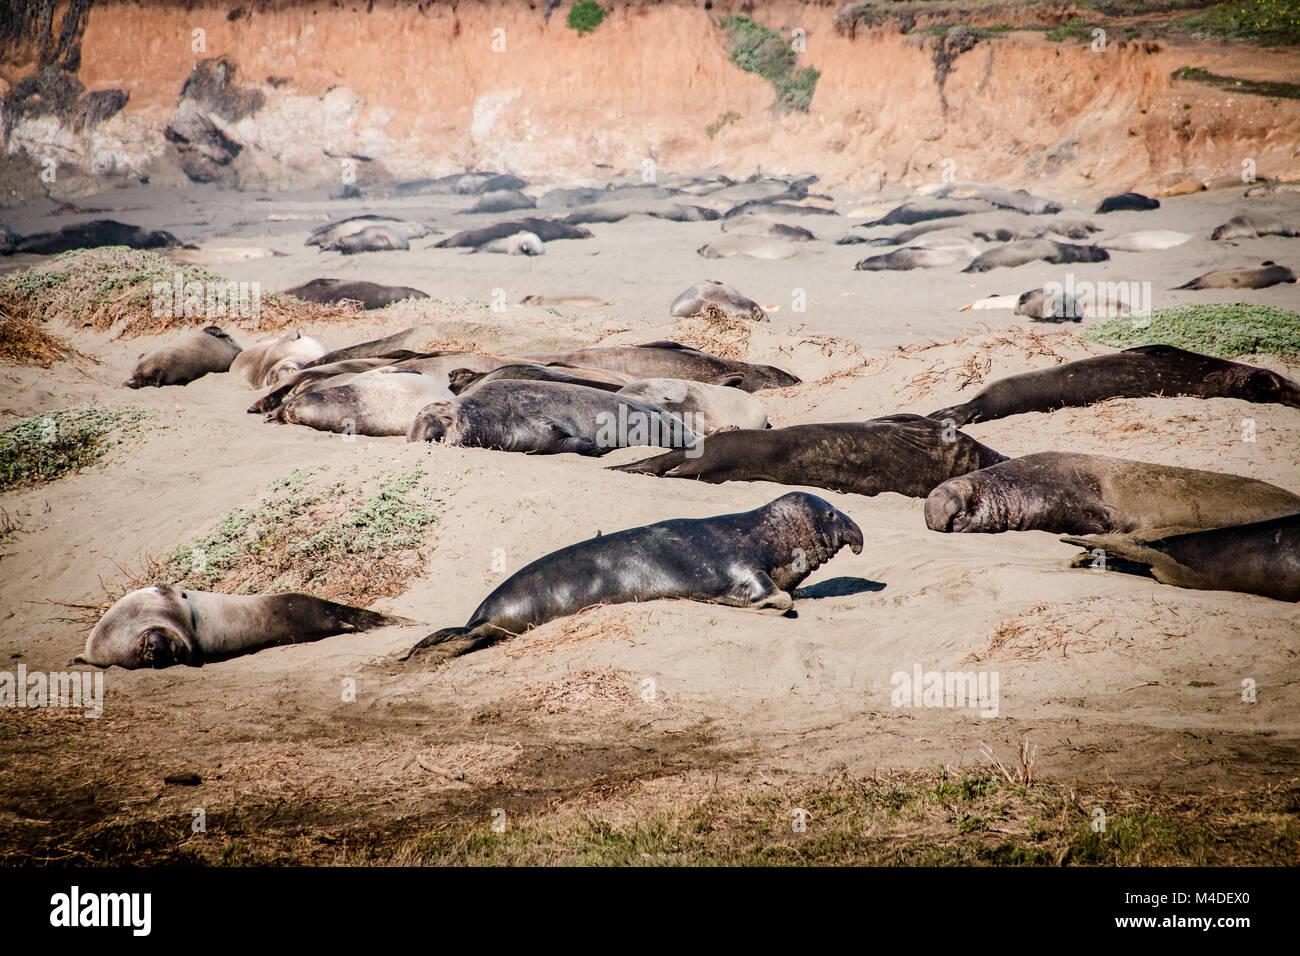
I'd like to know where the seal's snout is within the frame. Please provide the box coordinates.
[924,484,962,533]
[838,514,864,554]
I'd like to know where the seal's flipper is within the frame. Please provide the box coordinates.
[400,625,501,663]
[608,449,684,475]
[713,571,794,612]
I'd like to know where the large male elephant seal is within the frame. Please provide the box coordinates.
[406,380,697,454]
[272,366,455,436]
[1210,212,1299,241]
[401,492,864,662]
[283,278,428,309]
[231,330,330,388]
[125,326,242,388]
[1095,192,1159,213]
[963,239,1109,272]
[75,585,405,669]
[669,280,767,321]
[1061,513,1300,602]
[523,342,799,391]
[615,377,769,434]
[614,415,1005,498]
[1174,261,1296,290]
[924,452,1300,535]
[928,345,1300,426]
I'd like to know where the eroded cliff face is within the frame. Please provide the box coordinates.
[2,0,1298,201]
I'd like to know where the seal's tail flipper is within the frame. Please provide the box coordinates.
[925,404,971,426]
[309,598,414,632]
[399,625,500,663]
[1060,534,1166,578]
[608,449,683,476]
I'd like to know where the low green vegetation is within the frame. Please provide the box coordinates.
[163,468,440,604]
[1046,17,1102,42]
[706,110,741,137]
[1083,303,1300,359]
[383,769,1299,866]
[720,14,821,112]
[0,407,148,492]
[567,1,606,36]
[1180,0,1300,46]
[1172,65,1300,99]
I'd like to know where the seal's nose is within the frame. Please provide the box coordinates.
[924,485,962,532]
[838,513,864,554]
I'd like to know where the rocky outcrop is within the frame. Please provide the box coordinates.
[163,58,261,185]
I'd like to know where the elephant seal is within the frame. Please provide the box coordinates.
[1099,230,1192,252]
[1014,288,1083,322]
[434,218,591,248]
[522,342,799,391]
[320,225,409,254]
[462,190,536,214]
[963,239,1109,272]
[303,326,445,367]
[75,585,405,669]
[1061,513,1300,603]
[723,200,837,221]
[401,492,864,662]
[697,236,800,260]
[855,246,975,271]
[563,200,720,225]
[125,326,242,388]
[1211,213,1299,240]
[928,345,1300,425]
[924,452,1300,535]
[930,183,1062,215]
[283,278,428,309]
[406,380,697,454]
[448,364,627,395]
[535,186,606,209]
[231,330,329,388]
[615,377,768,434]
[669,280,767,321]
[271,366,455,436]
[519,294,611,307]
[473,231,544,255]
[1095,192,1160,213]
[306,215,432,247]
[248,358,404,413]
[720,216,816,241]
[1175,261,1297,290]
[862,198,997,226]
[4,220,180,256]
[614,414,1005,497]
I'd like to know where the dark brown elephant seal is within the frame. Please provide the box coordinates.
[75,586,407,669]
[447,364,625,395]
[928,345,1300,426]
[1174,261,1296,290]
[613,414,1005,498]
[962,239,1109,273]
[401,492,864,663]
[433,218,591,248]
[304,325,442,366]
[1061,513,1300,602]
[125,326,242,388]
[522,342,799,392]
[407,380,697,454]
[1210,212,1299,241]
[925,452,1300,535]
[283,278,428,309]
[1095,192,1159,213]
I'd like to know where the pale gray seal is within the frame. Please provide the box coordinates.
[125,326,242,388]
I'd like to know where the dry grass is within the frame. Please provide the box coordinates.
[502,604,643,659]
[0,305,91,367]
[896,324,1094,400]
[971,598,1190,663]
[667,306,754,361]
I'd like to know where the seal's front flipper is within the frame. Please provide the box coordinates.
[400,625,502,663]
[714,571,795,613]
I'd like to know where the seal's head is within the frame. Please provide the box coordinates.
[74,586,200,669]
[407,401,456,443]
[925,478,982,533]
[1241,367,1300,409]
[761,492,863,589]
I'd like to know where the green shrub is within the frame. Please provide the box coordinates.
[567,1,606,36]
[0,406,148,491]
[1180,0,1300,46]
[1083,303,1300,359]
[720,14,820,113]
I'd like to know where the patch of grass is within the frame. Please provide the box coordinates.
[1083,303,1300,359]
[1172,65,1300,98]
[381,769,1300,865]
[567,1,606,36]
[706,110,741,138]
[0,247,361,339]
[162,468,440,605]
[719,14,821,112]
[1046,17,1101,42]
[1180,0,1300,46]
[0,406,148,492]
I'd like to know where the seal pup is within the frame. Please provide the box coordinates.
[406,380,697,454]
[400,492,864,662]
[473,231,544,255]
[1174,261,1296,290]
[697,236,800,260]
[928,345,1300,425]
[125,326,242,388]
[523,342,799,391]
[1095,192,1160,213]
[1061,513,1300,602]
[271,366,455,436]
[1098,230,1192,252]
[319,224,409,254]
[231,330,329,388]
[75,585,405,669]
[614,414,1005,497]
[283,278,429,309]
[924,452,1300,535]
[615,377,769,434]
[669,280,767,321]
[963,239,1109,272]
[1211,213,1299,241]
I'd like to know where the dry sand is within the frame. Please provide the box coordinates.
[0,180,1298,861]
